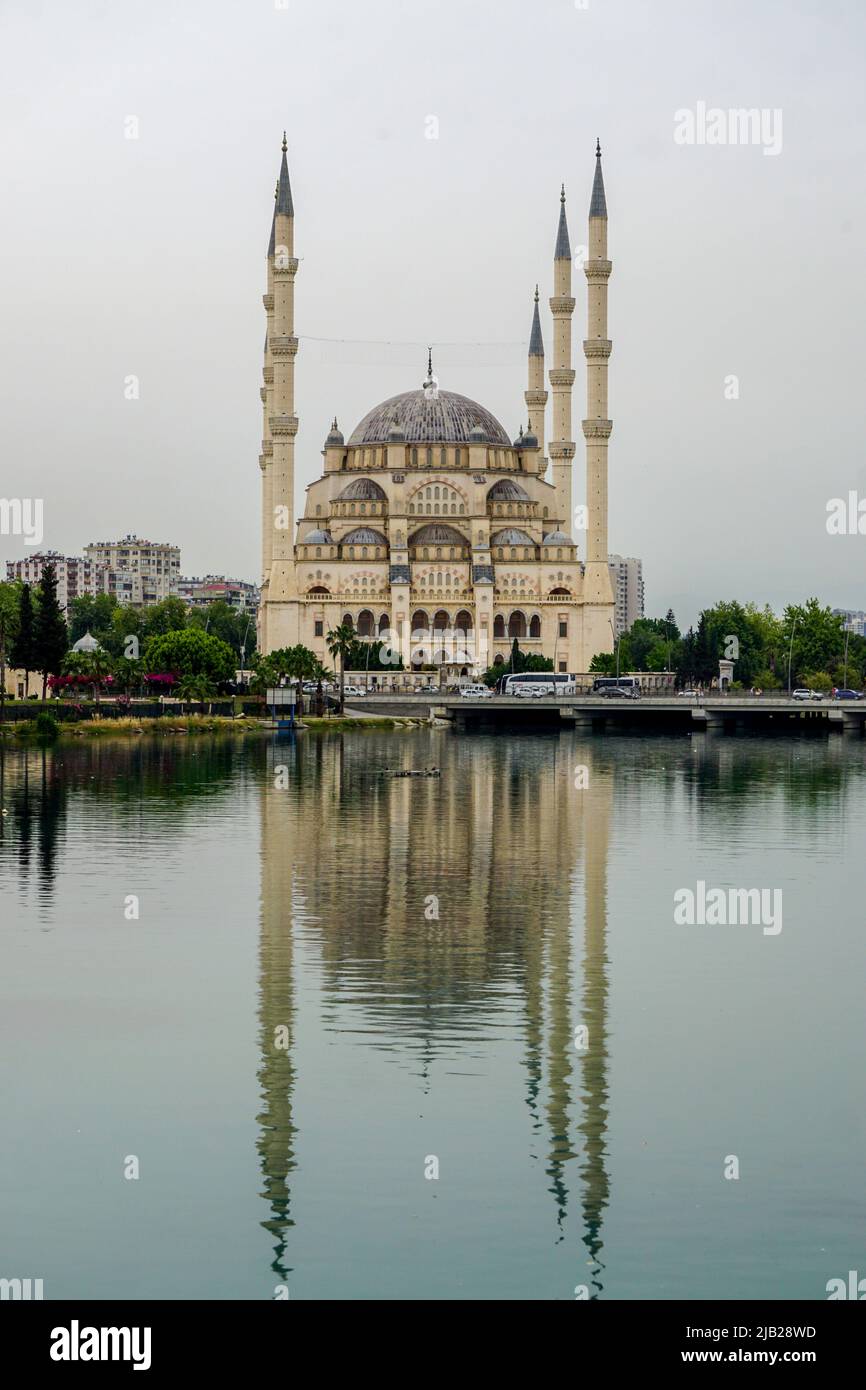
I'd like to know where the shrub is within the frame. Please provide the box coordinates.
[35,711,59,740]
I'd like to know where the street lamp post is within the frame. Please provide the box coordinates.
[843,626,850,690]
[608,619,621,679]
[787,618,798,696]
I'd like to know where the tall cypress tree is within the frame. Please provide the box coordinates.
[10,583,37,696]
[34,564,69,700]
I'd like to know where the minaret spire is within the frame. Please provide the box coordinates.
[582,140,615,654]
[549,185,576,530]
[526,285,548,463]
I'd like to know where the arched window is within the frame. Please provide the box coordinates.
[342,613,354,629]
[493,615,505,638]
[549,587,570,596]
[433,610,449,631]
[357,610,374,637]
[459,504,465,514]
[412,447,418,466]
[454,448,461,467]
[557,548,563,560]
[434,486,440,499]
[408,503,414,514]
[426,447,433,467]
[361,546,368,558]
[440,448,446,466]
[315,504,321,515]
[379,613,389,634]
[529,614,541,639]
[493,653,504,666]
[315,547,321,558]
[455,610,473,633]
[411,610,429,636]
[508,611,526,639]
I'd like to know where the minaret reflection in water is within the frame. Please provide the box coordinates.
[255,732,612,1294]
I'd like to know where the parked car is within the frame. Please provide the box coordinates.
[792,688,824,702]
[459,685,493,699]
[833,688,863,700]
[342,685,366,698]
[677,688,697,697]
[514,683,548,698]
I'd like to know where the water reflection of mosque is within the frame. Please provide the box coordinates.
[257,734,613,1296]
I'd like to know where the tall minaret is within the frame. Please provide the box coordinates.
[548,188,576,529]
[581,141,615,657]
[525,286,547,464]
[263,133,299,651]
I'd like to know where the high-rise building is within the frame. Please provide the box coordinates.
[5,551,103,612]
[257,136,617,673]
[833,608,866,637]
[177,575,260,613]
[607,555,644,636]
[84,535,180,606]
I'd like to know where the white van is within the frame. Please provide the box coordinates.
[459,684,493,699]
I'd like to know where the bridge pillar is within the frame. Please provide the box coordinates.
[841,711,864,736]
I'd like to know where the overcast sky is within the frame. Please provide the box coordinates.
[1,0,865,627]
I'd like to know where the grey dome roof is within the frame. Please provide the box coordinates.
[348,388,511,447]
[303,528,334,545]
[409,523,468,546]
[337,477,387,501]
[491,528,535,546]
[488,478,530,501]
[72,631,102,653]
[341,527,387,546]
[542,530,574,545]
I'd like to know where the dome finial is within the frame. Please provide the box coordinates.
[560,182,566,204]
[534,283,539,303]
[427,345,433,378]
[282,130,287,154]
[596,137,602,158]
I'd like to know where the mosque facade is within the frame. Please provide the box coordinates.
[257,137,615,675]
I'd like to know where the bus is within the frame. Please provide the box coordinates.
[499,672,577,696]
[591,676,641,698]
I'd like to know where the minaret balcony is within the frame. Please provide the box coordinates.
[582,418,613,440]
[549,296,576,315]
[584,259,612,282]
[270,414,299,437]
[270,335,298,358]
[548,441,576,458]
[525,389,548,406]
[262,294,274,311]
[261,439,273,456]
[583,339,612,360]
[273,258,299,278]
[548,368,576,387]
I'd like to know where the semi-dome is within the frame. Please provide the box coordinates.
[303,528,334,545]
[341,527,387,546]
[337,478,388,501]
[542,530,574,545]
[488,478,530,501]
[348,388,511,447]
[491,528,535,546]
[409,523,468,546]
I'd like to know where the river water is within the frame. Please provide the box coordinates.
[0,730,862,1300]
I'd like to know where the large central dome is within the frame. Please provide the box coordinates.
[348,387,511,447]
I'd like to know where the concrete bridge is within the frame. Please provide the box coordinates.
[344,692,866,736]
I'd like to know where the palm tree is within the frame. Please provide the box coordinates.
[326,624,354,714]
[178,674,215,715]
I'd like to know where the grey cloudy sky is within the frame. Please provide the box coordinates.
[2,0,865,627]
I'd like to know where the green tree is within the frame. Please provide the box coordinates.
[67,593,118,646]
[144,628,235,684]
[784,599,846,687]
[10,582,37,696]
[326,624,355,713]
[142,597,189,639]
[177,673,217,714]
[0,581,22,724]
[34,563,69,700]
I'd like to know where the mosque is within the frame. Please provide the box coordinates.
[257,136,615,676]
